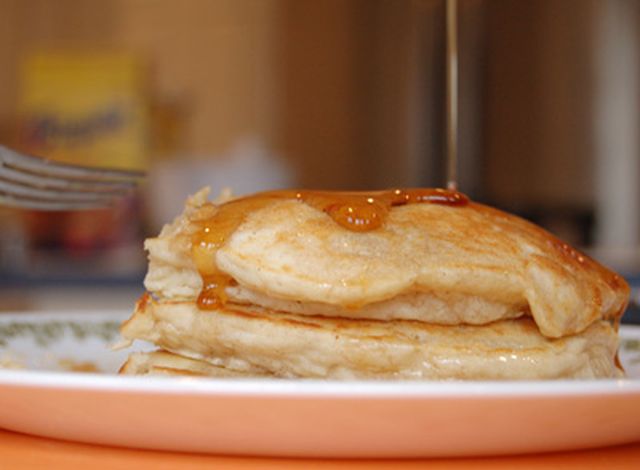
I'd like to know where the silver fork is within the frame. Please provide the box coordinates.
[0,144,145,211]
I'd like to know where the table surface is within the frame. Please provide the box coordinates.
[1,429,639,469]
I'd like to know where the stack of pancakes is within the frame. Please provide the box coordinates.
[119,187,629,379]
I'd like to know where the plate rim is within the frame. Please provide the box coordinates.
[1,367,640,399]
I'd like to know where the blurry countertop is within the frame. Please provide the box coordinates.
[0,429,638,469]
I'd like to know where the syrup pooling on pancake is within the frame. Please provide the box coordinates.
[191,188,468,309]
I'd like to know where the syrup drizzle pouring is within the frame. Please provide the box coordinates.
[446,0,458,191]
[192,188,469,309]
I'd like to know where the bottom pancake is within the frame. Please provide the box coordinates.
[120,294,622,380]
[120,350,268,377]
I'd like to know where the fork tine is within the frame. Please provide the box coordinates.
[0,164,135,193]
[0,191,120,211]
[0,179,123,202]
[0,144,144,211]
[0,145,144,183]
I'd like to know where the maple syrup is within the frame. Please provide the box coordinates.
[192,188,469,309]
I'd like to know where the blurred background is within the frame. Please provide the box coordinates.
[0,0,639,319]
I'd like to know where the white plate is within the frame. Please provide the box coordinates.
[0,310,639,458]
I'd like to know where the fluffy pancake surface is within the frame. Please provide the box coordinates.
[120,294,622,380]
[143,188,628,338]
[121,188,628,380]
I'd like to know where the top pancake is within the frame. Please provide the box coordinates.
[143,188,629,338]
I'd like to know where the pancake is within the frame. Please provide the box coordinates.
[120,293,622,380]
[120,187,629,380]
[143,188,628,338]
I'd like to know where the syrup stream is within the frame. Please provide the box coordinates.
[446,0,458,191]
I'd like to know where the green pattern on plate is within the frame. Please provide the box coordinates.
[623,339,640,351]
[622,338,640,364]
[0,320,120,347]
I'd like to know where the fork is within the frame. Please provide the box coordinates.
[0,144,145,211]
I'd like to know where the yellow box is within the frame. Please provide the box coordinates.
[17,51,148,170]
